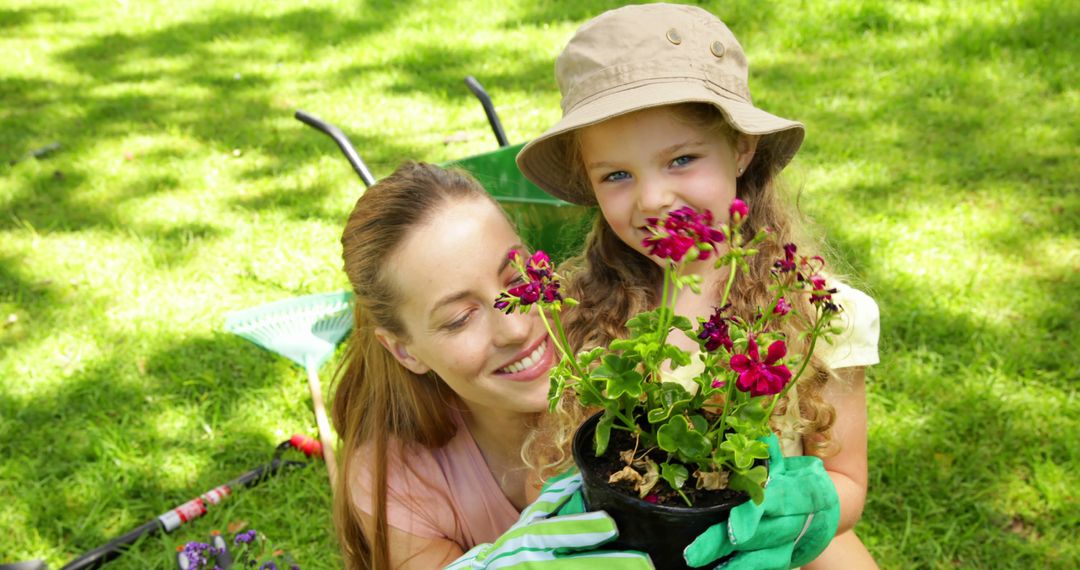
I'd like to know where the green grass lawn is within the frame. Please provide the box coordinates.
[1,0,1076,568]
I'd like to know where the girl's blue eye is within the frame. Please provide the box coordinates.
[602,170,631,183]
[671,155,696,167]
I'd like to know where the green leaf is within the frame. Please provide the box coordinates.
[657,415,712,459]
[671,315,694,332]
[594,354,645,399]
[577,346,606,367]
[626,308,664,336]
[594,411,615,456]
[648,383,692,423]
[660,461,690,491]
[728,465,768,505]
[663,344,691,367]
[720,433,770,470]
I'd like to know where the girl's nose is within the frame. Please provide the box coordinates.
[637,175,675,214]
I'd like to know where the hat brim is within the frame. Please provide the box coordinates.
[516,79,805,205]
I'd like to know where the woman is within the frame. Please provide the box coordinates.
[331,162,558,569]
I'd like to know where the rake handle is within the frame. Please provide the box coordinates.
[306,365,338,488]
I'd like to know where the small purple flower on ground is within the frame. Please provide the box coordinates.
[259,562,278,570]
[698,305,733,352]
[729,337,792,397]
[234,530,257,544]
[181,541,212,569]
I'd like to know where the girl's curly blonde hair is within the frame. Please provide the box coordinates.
[524,103,840,480]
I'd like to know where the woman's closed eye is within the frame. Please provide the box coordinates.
[441,309,475,332]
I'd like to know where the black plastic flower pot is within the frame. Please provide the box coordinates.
[572,412,749,570]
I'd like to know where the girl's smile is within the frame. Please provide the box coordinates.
[579,106,757,268]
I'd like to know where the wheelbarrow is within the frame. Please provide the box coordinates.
[295,75,593,261]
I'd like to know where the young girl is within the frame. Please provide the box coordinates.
[516,4,880,568]
[332,162,650,570]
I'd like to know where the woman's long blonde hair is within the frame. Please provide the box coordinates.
[526,103,839,477]
[332,162,498,570]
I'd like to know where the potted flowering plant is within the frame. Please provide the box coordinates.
[496,200,841,567]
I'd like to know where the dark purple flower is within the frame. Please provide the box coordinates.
[773,243,798,274]
[494,250,562,313]
[234,530,257,544]
[808,274,838,309]
[698,305,733,352]
[642,206,725,262]
[260,563,278,570]
[729,337,792,397]
[773,297,791,316]
[729,198,749,221]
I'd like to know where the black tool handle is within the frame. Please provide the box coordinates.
[58,437,317,570]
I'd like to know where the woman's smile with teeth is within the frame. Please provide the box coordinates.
[498,341,547,374]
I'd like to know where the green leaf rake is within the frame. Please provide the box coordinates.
[224,290,353,486]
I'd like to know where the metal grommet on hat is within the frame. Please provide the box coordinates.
[666,28,682,45]
[710,40,726,58]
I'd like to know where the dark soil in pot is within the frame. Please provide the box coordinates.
[573,412,751,570]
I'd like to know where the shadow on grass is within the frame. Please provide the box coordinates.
[0,331,327,561]
[0,4,72,32]
[1,5,418,235]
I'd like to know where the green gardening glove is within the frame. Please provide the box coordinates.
[445,470,653,569]
[682,434,840,569]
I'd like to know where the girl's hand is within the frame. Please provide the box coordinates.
[682,435,840,569]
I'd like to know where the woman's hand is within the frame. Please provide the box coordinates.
[445,471,653,569]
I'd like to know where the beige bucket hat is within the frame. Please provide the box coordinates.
[516,3,805,205]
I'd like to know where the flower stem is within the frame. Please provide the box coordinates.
[766,307,827,418]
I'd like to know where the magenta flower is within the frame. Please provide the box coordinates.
[711,378,726,389]
[729,198,749,222]
[642,206,725,262]
[494,250,562,313]
[773,297,791,316]
[729,337,792,397]
[524,250,554,281]
[698,305,733,352]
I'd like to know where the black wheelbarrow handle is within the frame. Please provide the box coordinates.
[297,76,510,187]
[294,110,377,188]
[464,76,509,148]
